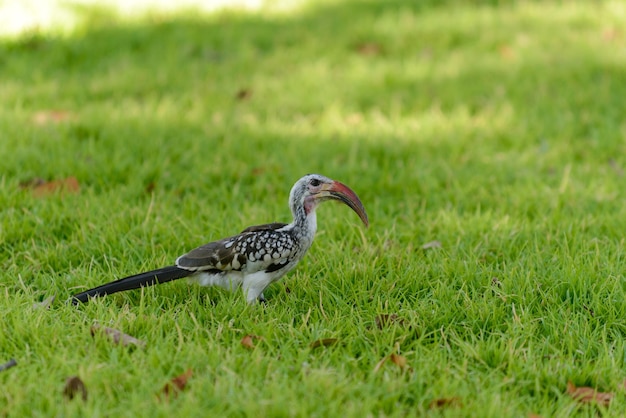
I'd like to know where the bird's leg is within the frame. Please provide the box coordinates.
[242,271,271,305]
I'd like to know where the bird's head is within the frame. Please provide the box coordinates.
[289,174,369,227]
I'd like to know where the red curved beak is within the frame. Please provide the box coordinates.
[324,181,369,227]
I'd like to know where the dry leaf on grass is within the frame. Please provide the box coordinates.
[389,353,408,369]
[63,376,87,401]
[422,240,442,250]
[251,167,265,176]
[309,338,338,349]
[375,313,405,329]
[21,177,80,197]
[33,110,74,125]
[345,113,363,126]
[145,181,156,194]
[241,334,262,349]
[161,368,193,401]
[235,88,252,101]
[602,28,620,42]
[374,353,410,373]
[33,295,55,309]
[499,45,515,60]
[90,324,145,348]
[429,397,462,409]
[355,42,382,56]
[0,359,17,373]
[566,381,613,406]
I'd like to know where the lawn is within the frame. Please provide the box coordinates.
[1,0,626,416]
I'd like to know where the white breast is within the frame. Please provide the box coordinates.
[191,270,245,292]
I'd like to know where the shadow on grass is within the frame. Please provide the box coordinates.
[0,0,624,217]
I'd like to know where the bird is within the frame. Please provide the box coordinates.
[71,174,368,305]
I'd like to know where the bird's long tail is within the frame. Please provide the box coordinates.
[71,265,193,305]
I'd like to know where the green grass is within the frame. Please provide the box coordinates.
[2,0,626,416]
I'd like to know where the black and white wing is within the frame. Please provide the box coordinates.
[240,223,288,233]
[176,223,296,274]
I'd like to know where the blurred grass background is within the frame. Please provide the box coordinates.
[1,0,626,416]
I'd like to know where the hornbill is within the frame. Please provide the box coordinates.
[71,174,368,305]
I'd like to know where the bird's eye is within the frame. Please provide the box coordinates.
[310,178,321,187]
